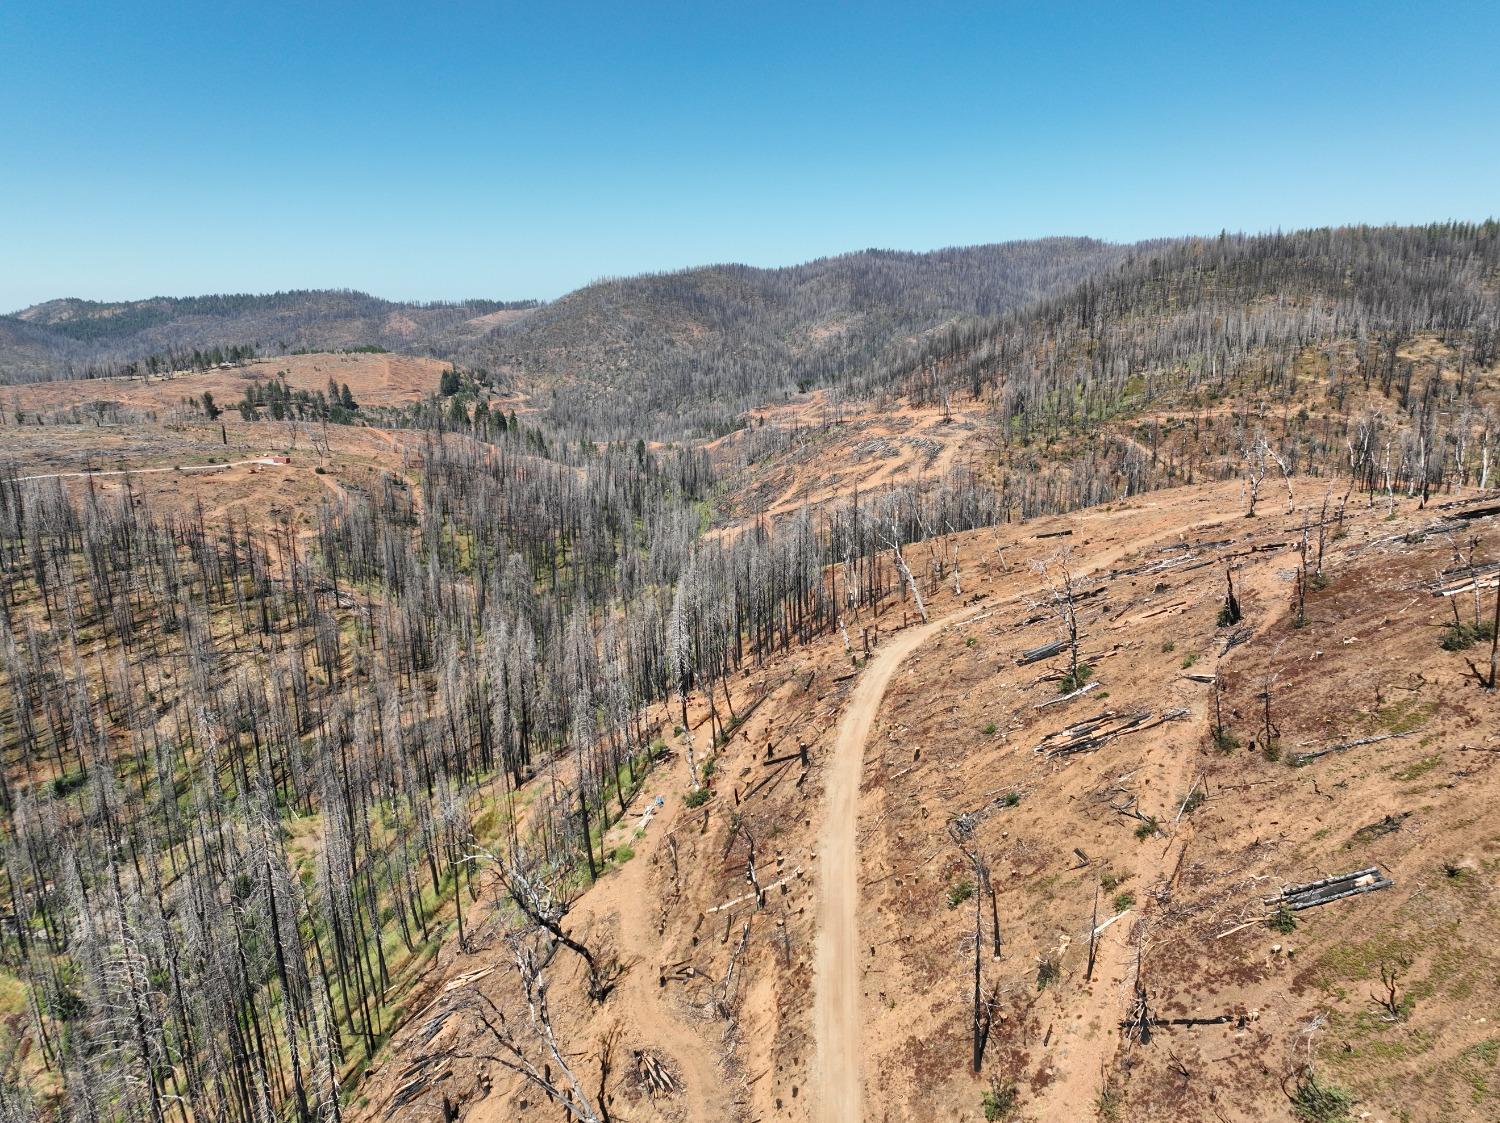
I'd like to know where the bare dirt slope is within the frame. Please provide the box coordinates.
[713,393,988,523]
[355,480,1500,1123]
[4,350,452,416]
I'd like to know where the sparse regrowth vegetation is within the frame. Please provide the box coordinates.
[1269,905,1298,934]
[1060,662,1093,693]
[1036,955,1061,991]
[1440,619,1494,651]
[981,1084,1018,1120]
[1289,1070,1355,1122]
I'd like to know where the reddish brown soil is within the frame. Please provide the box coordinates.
[352,479,1500,1123]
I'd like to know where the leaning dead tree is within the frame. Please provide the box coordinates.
[415,937,612,1123]
[479,847,620,1003]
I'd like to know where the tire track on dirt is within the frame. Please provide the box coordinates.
[812,510,1239,1121]
[813,610,968,1122]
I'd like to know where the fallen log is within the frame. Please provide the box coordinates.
[1351,811,1410,843]
[1288,731,1413,766]
[1119,1013,1237,1031]
[1036,680,1101,709]
[1015,639,1067,666]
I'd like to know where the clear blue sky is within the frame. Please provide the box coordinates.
[2,1,1497,311]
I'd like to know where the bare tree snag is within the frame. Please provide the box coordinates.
[886,525,927,623]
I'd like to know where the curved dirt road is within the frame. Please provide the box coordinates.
[811,513,1237,1121]
[813,611,963,1123]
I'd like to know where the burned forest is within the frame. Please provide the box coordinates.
[0,221,1498,1123]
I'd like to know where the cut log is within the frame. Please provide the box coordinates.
[1264,867,1393,910]
[1288,731,1414,766]
[1015,639,1067,666]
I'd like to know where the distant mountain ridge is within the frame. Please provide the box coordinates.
[1,291,536,384]
[1,240,1136,430]
[17,227,1492,438]
[452,239,1138,433]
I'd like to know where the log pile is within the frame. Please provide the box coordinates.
[1430,559,1500,598]
[635,1049,679,1097]
[1264,867,1393,911]
[1034,708,1190,758]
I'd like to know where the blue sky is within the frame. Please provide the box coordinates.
[2,1,1497,310]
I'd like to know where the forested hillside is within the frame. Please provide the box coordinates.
[855,223,1500,517]
[0,293,534,384]
[3,240,1136,435]
[452,239,1136,435]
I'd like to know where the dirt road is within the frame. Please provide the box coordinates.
[813,610,965,1123]
[811,511,1241,1121]
[12,457,285,482]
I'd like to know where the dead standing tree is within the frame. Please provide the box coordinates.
[1256,641,1287,757]
[1242,435,1269,518]
[948,820,1002,1073]
[1031,548,1086,692]
[1241,432,1293,517]
[886,522,927,623]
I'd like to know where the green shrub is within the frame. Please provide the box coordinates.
[1440,619,1494,651]
[1289,1070,1354,1122]
[51,769,88,798]
[684,787,711,808]
[1036,954,1061,991]
[982,722,998,736]
[1180,652,1198,669]
[981,1084,1017,1121]
[1096,1080,1122,1121]
[1134,816,1158,840]
[1268,905,1297,934]
[1112,891,1135,912]
[1059,663,1093,693]
[947,878,974,909]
